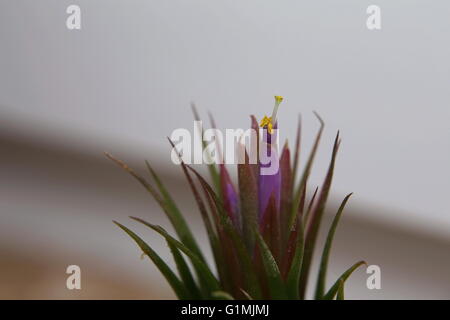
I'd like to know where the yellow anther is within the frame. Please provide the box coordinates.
[260,96,284,134]
[259,115,274,134]
[274,96,284,104]
[259,115,271,127]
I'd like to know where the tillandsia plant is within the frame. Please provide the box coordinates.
[108,96,366,300]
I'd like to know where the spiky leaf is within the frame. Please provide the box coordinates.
[315,193,353,299]
[106,153,204,263]
[167,240,201,299]
[298,132,340,298]
[285,219,305,299]
[188,166,263,299]
[113,221,189,299]
[130,217,220,296]
[255,232,287,299]
[322,260,366,300]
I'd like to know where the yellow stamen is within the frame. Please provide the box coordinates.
[259,115,271,127]
[271,95,283,123]
[260,96,284,134]
[259,115,273,133]
[274,96,284,104]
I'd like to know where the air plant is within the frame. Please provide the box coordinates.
[108,96,365,300]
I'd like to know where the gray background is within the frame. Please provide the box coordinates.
[0,1,449,299]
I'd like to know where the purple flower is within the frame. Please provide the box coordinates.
[258,96,283,222]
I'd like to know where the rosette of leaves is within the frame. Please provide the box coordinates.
[108,96,365,300]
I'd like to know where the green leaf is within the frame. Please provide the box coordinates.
[322,260,366,300]
[240,289,254,300]
[298,131,340,299]
[105,153,204,264]
[130,217,221,297]
[187,166,263,299]
[167,240,201,299]
[238,160,259,253]
[166,139,218,251]
[303,186,318,225]
[144,160,206,263]
[279,143,293,248]
[260,195,281,264]
[113,221,189,299]
[255,232,288,299]
[337,280,345,300]
[190,168,239,295]
[315,193,353,299]
[289,113,324,230]
[285,219,305,299]
[291,114,302,186]
[191,103,221,194]
[212,291,235,300]
[167,138,232,293]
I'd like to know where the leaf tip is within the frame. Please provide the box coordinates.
[313,111,325,128]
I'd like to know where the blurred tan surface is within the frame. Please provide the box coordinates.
[0,247,151,299]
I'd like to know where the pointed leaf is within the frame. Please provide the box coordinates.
[289,113,324,230]
[322,260,366,300]
[191,103,221,194]
[212,291,235,300]
[194,167,243,296]
[208,111,224,164]
[113,221,189,299]
[303,186,319,225]
[260,194,281,264]
[315,193,353,299]
[291,114,302,184]
[240,289,254,300]
[285,219,305,299]
[337,280,345,300]
[298,131,340,299]
[279,143,293,247]
[130,217,221,296]
[167,240,201,299]
[238,158,259,253]
[106,153,204,264]
[254,232,287,299]
[188,165,263,299]
[167,139,218,264]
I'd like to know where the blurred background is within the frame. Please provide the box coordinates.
[0,1,449,299]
